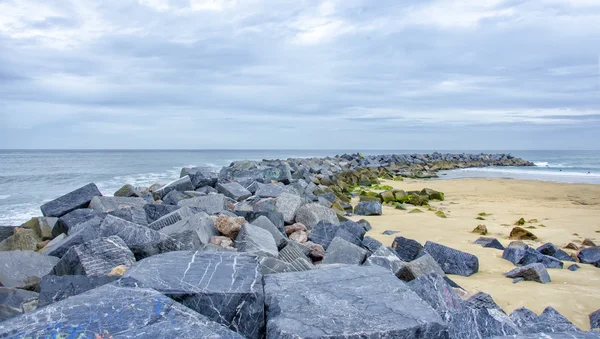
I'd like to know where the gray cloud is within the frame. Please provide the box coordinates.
[0,0,599,149]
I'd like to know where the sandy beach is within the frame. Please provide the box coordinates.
[350,178,600,330]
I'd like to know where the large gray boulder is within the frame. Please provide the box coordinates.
[125,251,264,339]
[307,221,338,249]
[0,278,244,338]
[465,292,503,311]
[153,175,195,200]
[578,246,600,268]
[182,166,219,188]
[0,287,39,322]
[159,212,218,245]
[423,241,479,277]
[143,203,181,224]
[40,183,102,218]
[322,237,368,265]
[37,275,119,307]
[251,216,287,250]
[295,203,339,230]
[363,245,406,277]
[107,206,149,226]
[276,192,303,224]
[43,222,102,258]
[50,236,136,276]
[0,251,59,289]
[255,183,285,198]
[504,263,551,283]
[22,217,58,240]
[54,208,102,237]
[114,184,142,197]
[178,194,229,214]
[99,215,181,259]
[235,223,279,258]
[502,241,544,266]
[474,237,505,250]
[407,273,465,318]
[277,242,314,270]
[509,306,580,334]
[447,308,521,338]
[263,265,448,338]
[148,205,197,230]
[392,236,423,261]
[217,182,252,201]
[219,161,292,186]
[89,196,146,213]
[397,253,446,282]
[354,201,383,216]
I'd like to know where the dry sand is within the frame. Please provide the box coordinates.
[349,178,600,330]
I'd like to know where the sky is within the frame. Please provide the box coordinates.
[0,0,599,150]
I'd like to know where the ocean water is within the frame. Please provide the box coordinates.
[0,150,598,225]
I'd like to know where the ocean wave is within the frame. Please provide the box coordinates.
[533,162,575,168]
[0,202,41,225]
[0,195,10,200]
[456,167,600,178]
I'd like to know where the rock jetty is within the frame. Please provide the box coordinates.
[2,152,599,338]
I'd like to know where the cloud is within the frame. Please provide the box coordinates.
[0,0,599,149]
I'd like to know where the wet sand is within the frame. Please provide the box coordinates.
[349,178,600,330]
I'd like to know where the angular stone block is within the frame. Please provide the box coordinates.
[423,241,479,277]
[407,273,465,318]
[264,265,448,338]
[0,226,17,242]
[307,221,338,249]
[178,194,229,214]
[578,246,600,268]
[276,192,303,224]
[153,175,195,200]
[256,183,285,198]
[0,287,39,322]
[37,233,66,254]
[182,166,219,188]
[44,222,102,258]
[361,236,383,253]
[333,227,362,247]
[502,241,543,266]
[50,236,135,276]
[148,206,197,230]
[251,215,287,250]
[392,236,423,261]
[322,237,368,265]
[37,275,119,307]
[217,182,252,201]
[474,237,505,250]
[108,206,148,226]
[338,220,367,240]
[143,203,181,224]
[89,196,146,213]
[0,279,244,338]
[0,229,40,251]
[159,212,218,245]
[278,242,313,271]
[0,250,59,289]
[113,184,141,197]
[447,308,520,338]
[125,251,264,339]
[511,306,581,334]
[40,183,102,218]
[466,292,503,311]
[295,203,339,230]
[364,246,407,277]
[397,253,446,282]
[22,217,58,240]
[504,263,550,283]
[99,215,181,259]
[54,208,101,237]
[354,201,383,216]
[235,223,278,258]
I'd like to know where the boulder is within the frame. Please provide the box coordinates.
[568,264,580,271]
[99,214,181,259]
[235,223,279,257]
[361,236,383,253]
[89,196,146,213]
[108,206,149,226]
[423,241,479,277]
[259,257,305,275]
[40,183,102,218]
[37,233,66,254]
[510,227,538,240]
[0,279,244,338]
[590,309,600,330]
[284,223,307,235]
[332,227,362,247]
[50,236,136,276]
[502,241,544,266]
[304,241,325,261]
[397,253,446,282]
[217,182,252,201]
[509,307,538,329]
[392,236,423,261]
[578,246,600,268]
[114,184,142,197]
[125,251,263,338]
[307,221,338,249]
[474,237,505,250]
[161,190,205,205]
[278,242,314,270]
[215,214,246,239]
[339,220,367,240]
[354,201,383,216]
[0,226,16,242]
[447,308,520,338]
[252,216,287,249]
[0,251,59,289]
[0,229,40,251]
[53,208,102,237]
[37,275,119,307]
[152,175,195,200]
[22,217,58,240]
[504,263,551,283]
[465,292,503,311]
[275,192,303,224]
[0,287,39,322]
[421,188,445,201]
[148,206,196,230]
[295,203,339,230]
[511,306,580,334]
[583,238,597,247]
[541,254,564,269]
[472,224,488,235]
[537,243,559,256]
[159,212,218,245]
[255,183,285,198]
[322,237,368,265]
[143,203,181,224]
[235,210,285,232]
[289,230,308,243]
[263,265,448,338]
[364,245,407,277]
[407,273,465,319]
[183,167,219,188]
[178,194,229,214]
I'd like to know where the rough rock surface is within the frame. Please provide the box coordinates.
[322,237,368,265]
[275,193,303,224]
[159,212,218,245]
[54,208,102,237]
[0,250,59,289]
[474,237,506,250]
[466,292,503,311]
[361,235,383,253]
[0,287,39,322]
[0,226,17,242]
[407,273,465,318]
[22,217,58,240]
[235,223,279,257]
[423,241,479,276]
[125,251,264,339]
[578,246,600,268]
[217,182,252,201]
[510,306,580,334]
[89,196,146,213]
[0,228,40,251]
[50,236,136,276]
[178,194,229,214]
[295,203,339,230]
[354,201,383,216]
[363,245,406,277]
[40,183,102,218]
[108,206,149,226]
[502,241,543,266]
[504,263,551,283]
[143,204,181,224]
[397,253,446,282]
[307,221,338,249]
[447,308,521,338]
[392,236,423,261]
[590,309,600,330]
[0,278,244,338]
[37,275,119,307]
[251,216,287,249]
[147,206,196,230]
[152,175,195,200]
[263,265,448,339]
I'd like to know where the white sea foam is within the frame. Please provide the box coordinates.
[0,195,10,200]
[443,167,600,184]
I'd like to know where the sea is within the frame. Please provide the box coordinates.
[0,150,599,225]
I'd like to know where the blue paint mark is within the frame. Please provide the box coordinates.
[154,297,163,315]
[68,325,81,339]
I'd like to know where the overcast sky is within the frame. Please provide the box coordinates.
[1,0,599,150]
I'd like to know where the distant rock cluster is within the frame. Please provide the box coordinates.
[1,152,599,338]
